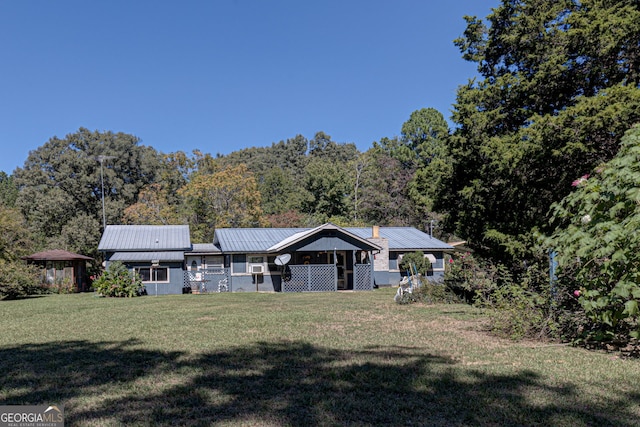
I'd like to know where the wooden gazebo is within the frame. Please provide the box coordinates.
[23,249,93,292]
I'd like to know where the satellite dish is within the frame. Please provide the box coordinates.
[274,254,291,266]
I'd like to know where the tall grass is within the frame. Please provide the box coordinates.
[1,289,638,426]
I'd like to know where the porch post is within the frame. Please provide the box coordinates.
[369,251,374,290]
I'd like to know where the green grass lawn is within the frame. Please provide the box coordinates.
[1,289,639,426]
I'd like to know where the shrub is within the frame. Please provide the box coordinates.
[92,261,145,298]
[0,261,43,300]
[546,125,640,344]
[444,253,499,303]
[478,263,561,341]
[50,277,76,294]
[414,279,462,304]
[446,253,566,341]
[399,251,431,276]
[394,276,462,305]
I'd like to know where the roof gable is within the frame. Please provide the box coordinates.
[267,223,381,252]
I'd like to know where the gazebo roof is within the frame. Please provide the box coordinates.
[23,249,93,261]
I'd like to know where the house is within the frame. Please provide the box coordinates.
[98,223,453,295]
[23,249,93,292]
[98,225,191,295]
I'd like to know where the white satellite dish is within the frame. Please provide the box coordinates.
[274,253,291,266]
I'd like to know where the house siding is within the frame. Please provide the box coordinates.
[99,224,453,294]
[127,261,185,295]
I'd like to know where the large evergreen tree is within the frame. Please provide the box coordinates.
[439,0,640,265]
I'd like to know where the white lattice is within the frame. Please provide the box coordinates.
[184,269,229,293]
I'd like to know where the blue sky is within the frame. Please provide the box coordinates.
[0,0,497,174]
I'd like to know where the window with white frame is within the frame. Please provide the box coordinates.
[248,256,265,274]
[135,266,169,283]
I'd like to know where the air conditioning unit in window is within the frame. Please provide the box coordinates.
[250,264,264,274]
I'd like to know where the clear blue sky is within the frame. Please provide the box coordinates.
[0,0,497,174]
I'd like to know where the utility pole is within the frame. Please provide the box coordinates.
[95,155,116,229]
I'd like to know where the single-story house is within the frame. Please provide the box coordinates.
[97,225,191,295]
[98,223,453,295]
[22,249,93,292]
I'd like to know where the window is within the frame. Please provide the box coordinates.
[135,267,169,283]
[204,256,224,269]
[232,254,246,274]
[249,256,264,264]
[389,252,400,271]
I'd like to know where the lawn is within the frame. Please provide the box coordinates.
[1,288,639,426]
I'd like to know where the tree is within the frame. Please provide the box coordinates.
[13,128,163,255]
[0,205,35,262]
[398,108,450,169]
[358,148,418,227]
[547,124,640,343]
[309,131,358,163]
[179,164,264,241]
[0,172,18,208]
[302,157,353,222]
[399,109,452,232]
[439,0,640,266]
[351,152,370,223]
[259,167,308,216]
[122,183,184,225]
[0,205,40,300]
[48,213,102,257]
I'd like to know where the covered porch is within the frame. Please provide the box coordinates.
[267,224,380,292]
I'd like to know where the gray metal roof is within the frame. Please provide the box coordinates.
[109,251,185,262]
[213,224,452,253]
[347,227,453,251]
[98,225,191,251]
[267,223,381,252]
[188,243,222,255]
[214,228,301,252]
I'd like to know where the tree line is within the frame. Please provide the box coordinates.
[0,107,450,264]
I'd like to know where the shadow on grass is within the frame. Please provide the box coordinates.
[0,340,637,426]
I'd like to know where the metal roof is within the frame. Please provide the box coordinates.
[267,223,381,252]
[347,227,453,251]
[23,249,93,261]
[213,224,452,253]
[109,251,185,262]
[188,243,222,255]
[214,228,301,252]
[98,225,191,251]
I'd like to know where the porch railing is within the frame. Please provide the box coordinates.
[354,264,374,290]
[283,265,337,292]
[184,268,229,293]
[282,263,374,292]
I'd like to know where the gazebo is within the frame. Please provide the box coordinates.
[23,249,94,292]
